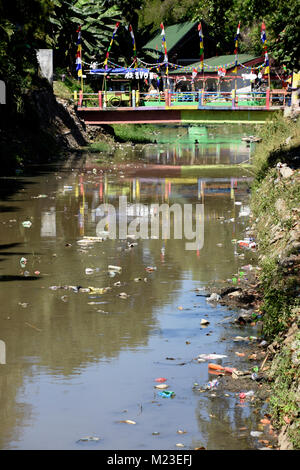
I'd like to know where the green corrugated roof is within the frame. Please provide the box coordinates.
[143,21,197,53]
[169,54,258,73]
[201,54,257,67]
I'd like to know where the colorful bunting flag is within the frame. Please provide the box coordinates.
[261,22,267,44]
[76,26,82,78]
[160,23,168,75]
[129,24,138,68]
[198,23,204,71]
[261,22,269,75]
[233,22,240,74]
[104,22,120,70]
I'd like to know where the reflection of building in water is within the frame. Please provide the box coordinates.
[40,208,56,237]
[147,143,250,165]
[80,175,251,218]
[59,171,251,234]
[92,177,249,201]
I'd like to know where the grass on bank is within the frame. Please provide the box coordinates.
[250,113,300,448]
[87,141,113,153]
[111,124,158,143]
[251,161,300,339]
[252,113,300,180]
[53,74,94,102]
[269,338,300,448]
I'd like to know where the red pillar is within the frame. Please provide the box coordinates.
[266,88,270,110]
[79,90,83,107]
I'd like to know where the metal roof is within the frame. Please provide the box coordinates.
[169,54,259,73]
[143,22,197,54]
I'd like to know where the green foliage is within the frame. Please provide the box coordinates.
[267,1,300,72]
[0,0,53,114]
[138,0,195,31]
[269,346,300,448]
[136,0,299,69]
[261,288,294,339]
[49,0,122,70]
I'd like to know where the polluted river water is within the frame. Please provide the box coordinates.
[0,124,271,450]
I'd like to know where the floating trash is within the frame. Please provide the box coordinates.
[77,436,100,442]
[238,239,256,249]
[145,266,157,272]
[85,268,94,275]
[77,237,103,245]
[155,384,169,390]
[158,390,175,398]
[233,336,250,342]
[88,287,110,294]
[22,221,32,228]
[198,354,227,361]
[155,378,167,383]
[206,293,220,302]
[250,431,263,437]
[108,265,122,273]
[239,391,255,399]
[118,292,129,299]
[119,420,136,425]
[204,379,219,390]
[20,257,27,268]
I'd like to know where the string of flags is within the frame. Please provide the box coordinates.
[76,26,82,78]
[76,21,274,80]
[129,24,138,68]
[160,23,169,75]
[198,23,204,72]
[233,22,240,74]
[261,22,270,75]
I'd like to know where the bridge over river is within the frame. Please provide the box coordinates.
[76,89,286,125]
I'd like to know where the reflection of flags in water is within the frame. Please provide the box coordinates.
[233,22,240,74]
[261,22,269,75]
[160,23,168,75]
[129,24,137,68]
[76,26,82,77]
[198,23,204,71]
[104,22,120,70]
